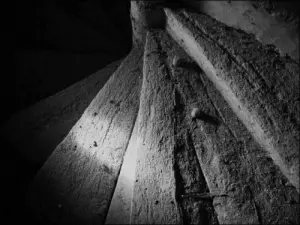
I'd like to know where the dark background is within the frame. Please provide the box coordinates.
[2,0,132,222]
[3,0,132,126]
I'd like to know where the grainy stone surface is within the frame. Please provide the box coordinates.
[130,31,181,224]
[1,60,121,165]
[182,0,299,61]
[105,117,139,224]
[160,28,299,224]
[165,8,299,192]
[26,47,143,225]
[21,3,300,224]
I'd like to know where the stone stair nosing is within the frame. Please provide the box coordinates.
[164,8,300,193]
[25,47,143,225]
[105,11,299,224]
[129,30,181,224]
[104,114,139,225]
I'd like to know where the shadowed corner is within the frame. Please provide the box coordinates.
[197,112,221,127]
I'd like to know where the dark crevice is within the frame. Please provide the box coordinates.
[253,200,263,225]
[174,88,185,113]
[248,187,263,225]
[175,60,202,73]
[195,112,221,126]
[185,131,219,225]
[173,86,188,225]
[173,151,188,225]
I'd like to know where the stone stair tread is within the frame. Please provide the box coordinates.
[1,59,122,165]
[130,31,182,224]
[26,47,143,225]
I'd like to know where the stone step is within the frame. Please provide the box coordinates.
[105,25,299,225]
[1,60,121,165]
[130,31,181,224]
[157,29,298,224]
[105,114,139,224]
[25,47,143,225]
[165,8,299,192]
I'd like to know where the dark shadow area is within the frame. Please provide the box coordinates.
[194,112,221,127]
[1,135,42,223]
[1,0,132,126]
[177,60,203,73]
[2,0,132,222]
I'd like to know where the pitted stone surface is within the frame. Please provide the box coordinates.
[165,8,299,193]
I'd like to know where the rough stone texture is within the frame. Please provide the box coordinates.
[165,8,299,192]
[130,31,181,224]
[160,27,299,224]
[18,1,300,224]
[182,0,299,61]
[130,1,166,45]
[26,47,143,224]
[1,60,121,165]
[193,57,300,224]
[105,118,139,224]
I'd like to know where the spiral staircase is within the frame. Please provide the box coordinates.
[2,1,299,224]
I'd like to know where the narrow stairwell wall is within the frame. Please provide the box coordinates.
[105,117,139,224]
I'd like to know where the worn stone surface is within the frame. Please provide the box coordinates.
[26,47,143,225]
[162,34,220,225]
[130,31,181,224]
[1,60,121,165]
[19,3,300,224]
[159,27,299,224]
[105,117,139,224]
[165,8,299,192]
[160,30,258,224]
[184,0,299,61]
